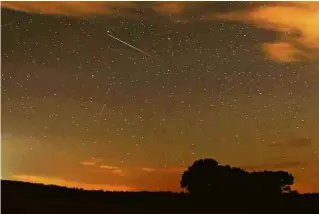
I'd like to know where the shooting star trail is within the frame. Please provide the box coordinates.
[107,33,152,57]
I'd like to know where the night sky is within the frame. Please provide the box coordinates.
[1,2,319,193]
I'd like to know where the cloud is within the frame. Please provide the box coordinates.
[80,157,101,166]
[140,167,156,172]
[99,165,125,176]
[243,161,305,172]
[152,2,184,15]
[1,2,135,16]
[112,169,125,177]
[140,166,185,173]
[1,1,186,18]
[262,42,310,63]
[80,159,125,176]
[81,161,96,166]
[99,165,120,170]
[268,137,312,149]
[11,174,134,191]
[212,2,319,62]
[272,161,304,169]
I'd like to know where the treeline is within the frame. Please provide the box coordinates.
[2,158,319,213]
[181,158,294,199]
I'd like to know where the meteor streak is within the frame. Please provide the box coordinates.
[107,33,152,57]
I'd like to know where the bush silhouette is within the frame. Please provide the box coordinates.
[181,158,294,200]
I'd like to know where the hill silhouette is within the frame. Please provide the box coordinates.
[2,158,319,214]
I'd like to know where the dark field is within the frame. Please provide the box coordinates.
[2,180,319,214]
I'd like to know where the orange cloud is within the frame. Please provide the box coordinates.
[243,161,304,172]
[81,161,96,166]
[262,42,309,63]
[81,157,101,166]
[152,2,184,15]
[140,166,185,173]
[1,1,190,19]
[1,1,134,16]
[112,169,125,177]
[140,167,156,172]
[99,165,120,170]
[213,2,319,63]
[100,165,125,176]
[80,159,125,176]
[11,174,134,192]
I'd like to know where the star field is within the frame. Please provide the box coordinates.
[1,2,319,192]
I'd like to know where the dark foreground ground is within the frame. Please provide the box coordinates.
[2,180,319,214]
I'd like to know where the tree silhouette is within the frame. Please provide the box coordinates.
[249,170,294,196]
[181,158,295,199]
[180,159,219,195]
